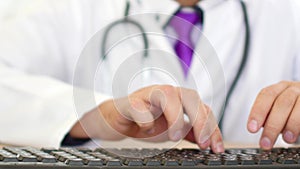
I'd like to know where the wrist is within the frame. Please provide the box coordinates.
[99,99,132,138]
[69,99,126,141]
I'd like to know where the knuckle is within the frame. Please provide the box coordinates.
[151,84,160,88]
[288,118,300,130]
[260,87,278,98]
[129,98,141,108]
[278,80,290,86]
[287,86,300,95]
[264,123,281,134]
[161,85,176,95]
[212,127,222,139]
[204,104,212,113]
[275,95,296,108]
[186,89,201,101]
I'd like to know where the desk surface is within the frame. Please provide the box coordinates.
[177,140,259,149]
[91,139,260,149]
[0,140,259,149]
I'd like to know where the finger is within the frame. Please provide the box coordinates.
[259,86,298,150]
[209,127,224,153]
[137,115,169,141]
[248,81,290,133]
[198,105,222,151]
[128,98,155,133]
[283,96,300,143]
[181,121,196,143]
[198,105,220,144]
[179,88,219,148]
[149,86,185,141]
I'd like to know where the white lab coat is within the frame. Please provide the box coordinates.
[0,0,299,148]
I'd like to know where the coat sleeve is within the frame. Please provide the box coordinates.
[0,63,110,148]
[0,1,111,148]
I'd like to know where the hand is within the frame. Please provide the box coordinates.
[247,81,300,150]
[71,85,224,153]
[105,85,224,153]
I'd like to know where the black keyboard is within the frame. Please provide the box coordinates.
[1,146,300,169]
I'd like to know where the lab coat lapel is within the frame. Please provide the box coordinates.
[185,0,247,139]
[189,0,245,118]
[127,0,233,90]
[144,14,186,86]
[129,0,186,86]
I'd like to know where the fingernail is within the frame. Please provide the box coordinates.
[284,131,295,142]
[172,130,182,141]
[216,142,224,153]
[248,120,258,132]
[201,139,210,148]
[260,137,271,149]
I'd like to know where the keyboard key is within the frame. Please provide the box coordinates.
[37,156,57,163]
[25,147,55,160]
[278,154,297,164]
[41,148,57,154]
[239,155,256,165]
[86,159,103,166]
[0,150,18,162]
[65,158,84,166]
[223,155,239,165]
[144,159,162,166]
[193,154,205,164]
[77,148,92,153]
[17,154,37,162]
[3,147,23,154]
[163,159,179,166]
[25,148,56,163]
[205,157,222,166]
[124,159,143,166]
[240,159,256,165]
[106,159,122,166]
[243,149,258,155]
[51,151,77,162]
[3,147,37,162]
[180,159,196,166]
[271,148,285,154]
[256,157,273,165]
[226,149,242,154]
[278,157,296,164]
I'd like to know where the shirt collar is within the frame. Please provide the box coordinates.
[128,0,225,28]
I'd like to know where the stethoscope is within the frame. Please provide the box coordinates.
[101,0,250,130]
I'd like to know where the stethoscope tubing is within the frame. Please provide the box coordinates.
[101,0,251,130]
[218,0,250,130]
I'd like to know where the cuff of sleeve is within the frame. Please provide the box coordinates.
[61,133,91,146]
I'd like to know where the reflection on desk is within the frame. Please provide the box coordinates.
[82,139,263,149]
[1,139,295,149]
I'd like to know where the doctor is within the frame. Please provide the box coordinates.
[0,0,299,152]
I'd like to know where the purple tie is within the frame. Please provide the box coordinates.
[170,9,201,77]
